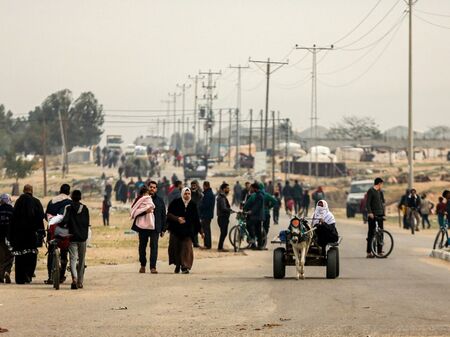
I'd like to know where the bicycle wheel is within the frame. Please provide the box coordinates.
[52,249,61,290]
[260,228,267,249]
[233,226,242,252]
[371,229,394,258]
[433,229,448,250]
[228,225,239,248]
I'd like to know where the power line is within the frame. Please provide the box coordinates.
[320,13,406,75]
[415,7,450,18]
[335,0,403,50]
[332,0,384,44]
[318,14,404,88]
[414,13,450,30]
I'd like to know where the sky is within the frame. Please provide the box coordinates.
[1,0,450,144]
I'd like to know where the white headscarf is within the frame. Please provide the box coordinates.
[181,187,191,208]
[312,200,335,226]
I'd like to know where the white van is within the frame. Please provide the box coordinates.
[346,180,373,218]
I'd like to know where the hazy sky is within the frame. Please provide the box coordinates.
[1,0,450,144]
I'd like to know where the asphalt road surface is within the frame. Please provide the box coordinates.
[1,214,449,337]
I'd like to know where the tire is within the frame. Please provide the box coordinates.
[52,249,61,290]
[233,226,242,252]
[371,229,394,258]
[335,247,340,278]
[433,230,449,250]
[326,248,337,279]
[273,247,286,279]
[228,225,239,247]
[346,206,354,218]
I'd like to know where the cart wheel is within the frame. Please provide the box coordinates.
[52,249,61,290]
[273,247,286,279]
[326,248,337,279]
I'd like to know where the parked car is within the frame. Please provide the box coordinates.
[346,179,373,218]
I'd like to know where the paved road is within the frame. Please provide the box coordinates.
[1,215,449,337]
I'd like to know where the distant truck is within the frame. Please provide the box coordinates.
[346,179,373,218]
[106,135,123,153]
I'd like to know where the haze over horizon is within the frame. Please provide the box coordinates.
[1,0,449,144]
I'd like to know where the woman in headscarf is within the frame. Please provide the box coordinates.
[167,187,202,274]
[312,200,339,255]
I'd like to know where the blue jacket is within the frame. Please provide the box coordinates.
[199,188,215,220]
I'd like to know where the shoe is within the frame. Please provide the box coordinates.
[181,268,190,274]
[4,272,11,284]
[71,283,78,290]
[60,276,66,284]
[139,266,146,274]
[44,278,53,285]
[77,283,83,289]
[150,268,158,274]
[174,266,181,274]
[218,248,229,252]
[416,228,420,232]
[366,253,375,258]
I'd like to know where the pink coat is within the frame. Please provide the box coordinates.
[131,196,155,230]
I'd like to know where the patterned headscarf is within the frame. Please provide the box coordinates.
[312,200,335,225]
[0,193,12,205]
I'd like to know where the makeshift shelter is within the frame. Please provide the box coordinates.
[68,147,92,164]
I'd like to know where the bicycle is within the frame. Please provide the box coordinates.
[228,211,249,252]
[433,220,449,250]
[47,226,71,290]
[370,216,394,258]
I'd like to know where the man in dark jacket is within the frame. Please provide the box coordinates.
[282,181,293,214]
[365,177,385,258]
[406,188,421,232]
[45,184,72,284]
[142,181,166,274]
[168,180,182,204]
[216,183,233,252]
[190,180,203,248]
[63,190,89,289]
[10,184,45,284]
[0,194,13,283]
[244,183,265,249]
[292,180,303,214]
[199,181,215,249]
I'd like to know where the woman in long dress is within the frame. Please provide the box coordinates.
[167,187,202,274]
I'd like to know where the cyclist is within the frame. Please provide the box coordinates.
[243,183,264,249]
[365,177,385,258]
[406,189,421,233]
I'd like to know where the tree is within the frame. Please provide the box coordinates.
[327,115,381,140]
[67,92,104,149]
[4,153,35,183]
[0,105,15,156]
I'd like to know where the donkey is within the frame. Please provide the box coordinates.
[288,217,314,280]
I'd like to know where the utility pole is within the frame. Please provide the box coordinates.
[168,92,181,149]
[199,69,221,157]
[161,99,171,144]
[56,107,68,178]
[295,44,334,182]
[248,109,253,164]
[407,0,415,189]
[260,109,263,150]
[271,111,276,185]
[229,64,250,172]
[177,83,191,152]
[218,109,222,162]
[189,74,205,153]
[162,119,166,143]
[284,118,290,181]
[42,113,47,197]
[249,57,288,149]
[277,111,281,147]
[228,109,232,167]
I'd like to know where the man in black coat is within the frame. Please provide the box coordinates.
[199,181,215,249]
[136,181,166,274]
[216,183,233,252]
[365,177,385,258]
[10,184,45,284]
